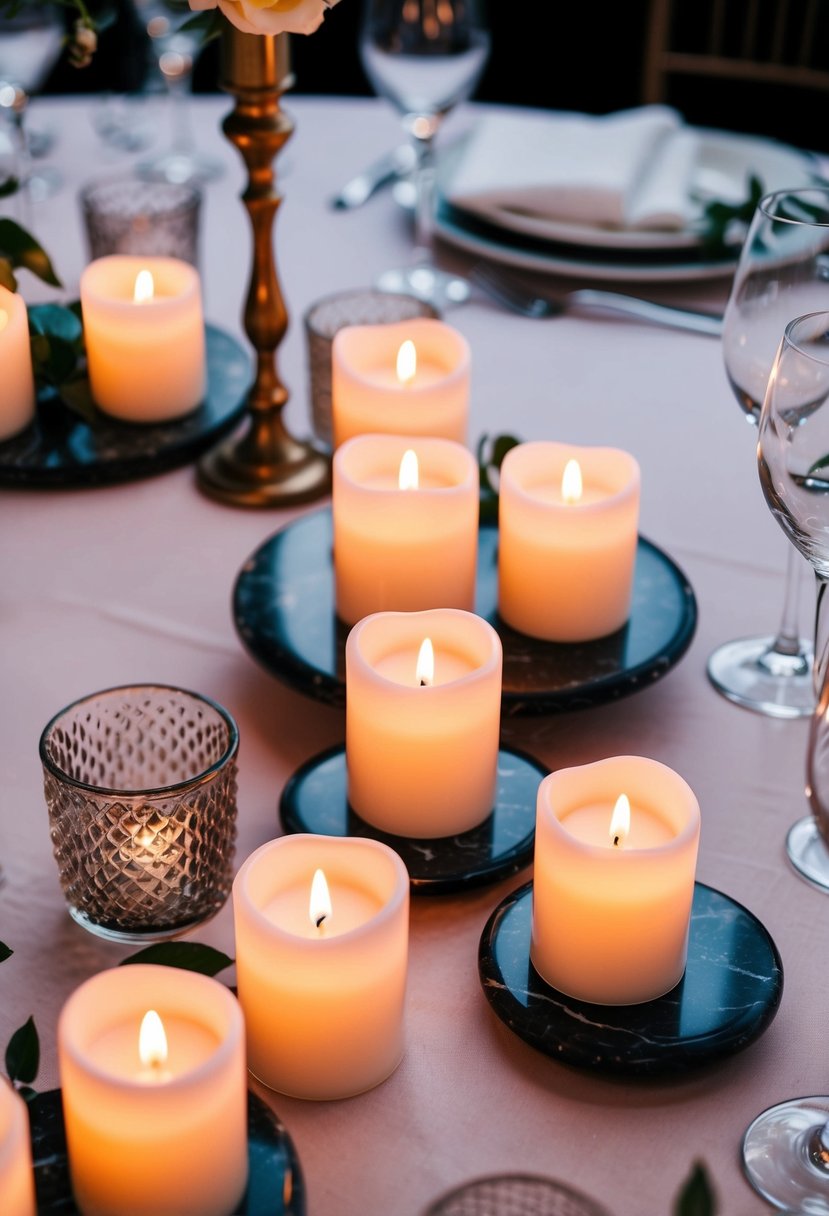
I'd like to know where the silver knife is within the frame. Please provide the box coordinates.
[331,144,416,210]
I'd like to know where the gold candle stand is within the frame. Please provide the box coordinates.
[197,26,331,507]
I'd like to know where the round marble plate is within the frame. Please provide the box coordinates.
[233,509,697,717]
[478,881,783,1076]
[0,326,250,488]
[280,745,545,894]
[28,1088,304,1215]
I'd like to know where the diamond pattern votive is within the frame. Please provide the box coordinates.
[40,685,239,942]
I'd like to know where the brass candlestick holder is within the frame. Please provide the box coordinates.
[197,26,331,508]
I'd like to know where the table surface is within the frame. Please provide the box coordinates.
[0,94,821,1216]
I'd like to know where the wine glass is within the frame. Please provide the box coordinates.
[359,0,490,310]
[133,0,222,185]
[709,186,829,718]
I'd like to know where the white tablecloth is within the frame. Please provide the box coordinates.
[0,94,820,1216]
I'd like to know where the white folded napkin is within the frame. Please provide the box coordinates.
[443,105,699,233]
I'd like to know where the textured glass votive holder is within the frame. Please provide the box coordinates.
[39,684,239,943]
[79,176,202,267]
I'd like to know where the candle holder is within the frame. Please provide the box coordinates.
[40,684,239,942]
[27,1089,305,1215]
[478,881,783,1076]
[233,509,697,715]
[279,745,545,894]
[196,27,330,508]
[425,1173,612,1216]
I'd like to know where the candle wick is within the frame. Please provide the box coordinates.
[315,914,327,929]
[613,835,620,847]
[419,678,427,687]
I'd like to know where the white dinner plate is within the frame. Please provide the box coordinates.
[434,127,825,281]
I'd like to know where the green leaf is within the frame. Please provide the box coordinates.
[0,942,12,963]
[0,218,61,288]
[0,259,17,292]
[58,377,97,424]
[120,942,234,977]
[808,453,829,477]
[0,176,19,199]
[698,176,765,256]
[17,1086,38,1103]
[5,1017,39,1086]
[29,303,83,347]
[674,1161,716,1216]
[30,333,79,386]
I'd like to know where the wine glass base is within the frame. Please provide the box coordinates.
[137,149,223,186]
[742,1095,829,1213]
[706,634,814,718]
[786,816,829,892]
[375,265,470,311]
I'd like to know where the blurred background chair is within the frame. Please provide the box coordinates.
[642,0,829,147]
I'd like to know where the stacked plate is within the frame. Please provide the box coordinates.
[435,126,822,283]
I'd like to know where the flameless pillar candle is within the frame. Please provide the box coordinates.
[58,965,247,1216]
[333,434,479,624]
[0,286,35,442]
[346,608,502,836]
[233,834,409,1100]
[499,441,640,642]
[531,756,700,1005]
[80,255,206,421]
[331,317,470,447]
[0,1083,35,1216]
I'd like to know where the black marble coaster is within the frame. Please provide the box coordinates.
[478,881,783,1077]
[279,745,545,894]
[29,1088,304,1215]
[0,326,250,488]
[233,509,697,717]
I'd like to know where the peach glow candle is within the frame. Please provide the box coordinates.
[0,286,35,442]
[80,255,206,421]
[0,1083,35,1216]
[58,965,247,1216]
[331,317,470,447]
[333,434,479,624]
[233,834,409,1100]
[531,756,701,1005]
[499,441,640,642]
[346,609,502,836]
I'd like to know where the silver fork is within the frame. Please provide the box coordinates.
[469,262,723,337]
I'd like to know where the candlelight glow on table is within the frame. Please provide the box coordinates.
[346,608,502,836]
[333,433,478,624]
[57,964,248,1216]
[80,254,206,421]
[499,441,641,642]
[0,286,35,443]
[0,1082,35,1216]
[233,833,409,1100]
[331,317,470,447]
[531,756,700,1004]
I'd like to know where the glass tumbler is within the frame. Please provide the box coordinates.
[79,176,202,267]
[40,684,239,943]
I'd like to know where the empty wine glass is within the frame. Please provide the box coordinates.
[133,0,222,185]
[709,186,829,718]
[360,0,490,309]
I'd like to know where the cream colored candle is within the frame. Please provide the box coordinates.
[0,286,35,442]
[331,317,470,447]
[531,756,701,1005]
[58,964,247,1216]
[346,609,502,836]
[499,441,640,642]
[80,255,206,421]
[0,1083,35,1216]
[233,834,409,1100]
[333,434,478,624]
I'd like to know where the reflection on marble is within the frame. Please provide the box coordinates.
[233,511,697,716]
[29,1089,305,1215]
[477,882,783,1076]
[0,327,250,488]
[279,745,546,894]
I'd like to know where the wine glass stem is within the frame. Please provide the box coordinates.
[757,543,809,676]
[411,132,436,264]
[814,574,829,695]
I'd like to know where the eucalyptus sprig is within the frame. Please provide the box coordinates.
[674,1161,717,1216]
[477,431,521,524]
[697,174,765,256]
[1,943,40,1103]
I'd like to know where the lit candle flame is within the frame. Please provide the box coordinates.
[0,309,8,334]
[138,1010,168,1072]
[133,269,154,305]
[396,339,417,386]
[309,868,332,931]
[398,449,419,491]
[416,637,434,687]
[561,459,583,505]
[609,794,631,848]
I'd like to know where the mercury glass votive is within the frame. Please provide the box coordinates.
[40,685,239,943]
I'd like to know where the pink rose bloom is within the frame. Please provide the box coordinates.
[189,0,339,36]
